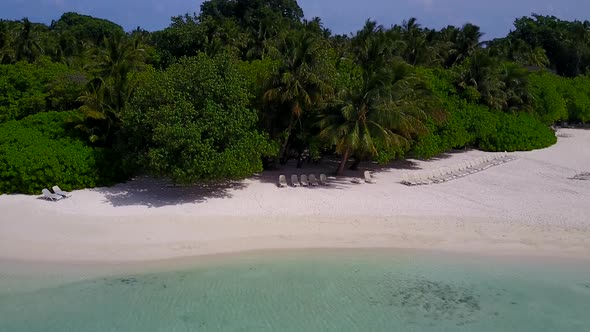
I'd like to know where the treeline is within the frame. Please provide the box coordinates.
[1,2,589,194]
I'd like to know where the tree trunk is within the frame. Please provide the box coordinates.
[279,115,296,164]
[336,148,350,175]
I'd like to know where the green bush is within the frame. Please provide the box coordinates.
[0,59,86,123]
[528,71,568,124]
[478,112,557,151]
[120,54,276,183]
[412,67,556,158]
[0,112,120,194]
[413,97,555,157]
[412,120,444,159]
[564,76,590,124]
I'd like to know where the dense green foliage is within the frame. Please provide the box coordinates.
[412,68,558,159]
[51,12,125,47]
[0,59,85,122]
[120,55,276,183]
[2,2,590,193]
[0,112,117,194]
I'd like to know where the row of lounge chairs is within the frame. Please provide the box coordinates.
[279,174,329,187]
[401,153,516,186]
[279,171,377,187]
[41,186,71,201]
[352,171,376,184]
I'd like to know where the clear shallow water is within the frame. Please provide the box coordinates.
[1,250,589,332]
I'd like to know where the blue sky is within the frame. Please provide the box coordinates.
[1,0,586,39]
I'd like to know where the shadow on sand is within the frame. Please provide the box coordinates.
[93,177,247,208]
[93,152,474,207]
[254,156,425,188]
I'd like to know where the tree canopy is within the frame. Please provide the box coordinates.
[1,2,588,193]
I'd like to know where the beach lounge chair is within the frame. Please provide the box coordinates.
[291,175,301,187]
[319,174,329,186]
[351,177,363,184]
[41,188,63,201]
[461,163,471,176]
[492,155,502,165]
[309,174,319,186]
[445,167,457,180]
[52,185,71,198]
[278,175,288,188]
[483,156,493,169]
[421,173,434,185]
[474,157,485,171]
[423,171,433,184]
[300,174,310,186]
[432,169,445,183]
[407,173,421,186]
[467,161,478,174]
[453,165,462,176]
[401,173,411,185]
[363,171,376,184]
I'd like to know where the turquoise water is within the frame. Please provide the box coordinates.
[1,250,589,331]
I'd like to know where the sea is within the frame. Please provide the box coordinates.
[1,249,589,332]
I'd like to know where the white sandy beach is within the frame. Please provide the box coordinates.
[1,128,589,263]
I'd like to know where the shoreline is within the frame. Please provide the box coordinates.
[1,129,589,265]
[3,245,589,295]
[1,214,589,264]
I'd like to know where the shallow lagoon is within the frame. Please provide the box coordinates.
[1,250,589,332]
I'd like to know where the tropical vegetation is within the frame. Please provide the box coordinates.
[1,4,589,193]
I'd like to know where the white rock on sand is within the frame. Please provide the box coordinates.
[0,129,589,263]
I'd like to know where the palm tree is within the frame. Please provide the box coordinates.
[319,61,431,175]
[500,62,533,112]
[455,50,506,110]
[14,18,43,62]
[263,25,334,162]
[488,37,549,68]
[78,33,146,143]
[0,21,14,64]
[319,22,433,174]
[453,23,483,65]
[351,20,388,72]
[398,18,439,66]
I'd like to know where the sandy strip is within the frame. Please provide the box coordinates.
[1,129,589,263]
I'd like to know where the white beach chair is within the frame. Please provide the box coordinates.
[363,171,376,184]
[319,174,329,186]
[278,175,288,188]
[467,161,478,174]
[52,185,71,198]
[426,171,437,184]
[455,164,466,177]
[463,161,472,173]
[424,171,436,184]
[433,169,445,183]
[401,173,410,185]
[482,157,492,170]
[441,167,455,181]
[475,157,485,170]
[41,188,63,201]
[492,155,502,165]
[291,175,301,187]
[300,174,310,186]
[408,173,421,186]
[417,173,432,185]
[476,158,485,170]
[309,174,320,186]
